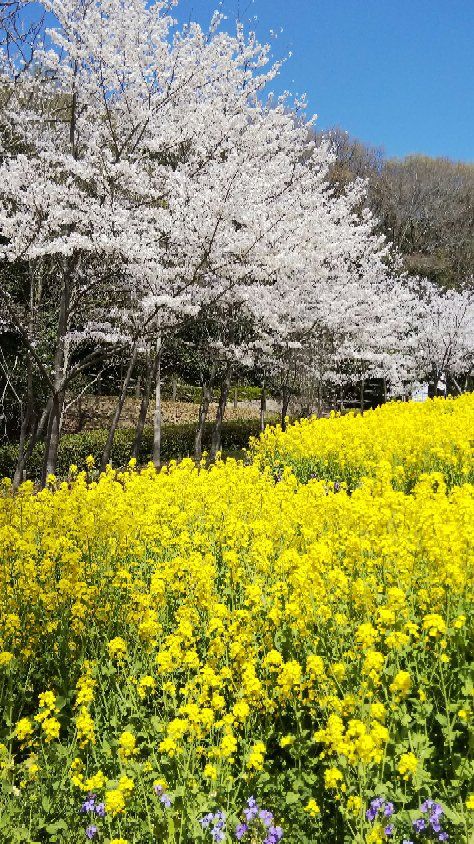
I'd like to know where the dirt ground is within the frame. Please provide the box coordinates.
[63,395,282,433]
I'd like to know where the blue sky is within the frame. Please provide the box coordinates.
[176,0,474,162]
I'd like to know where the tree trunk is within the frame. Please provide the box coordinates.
[281,385,290,431]
[171,373,178,402]
[100,345,138,472]
[13,404,32,488]
[210,365,232,460]
[152,334,162,469]
[316,380,323,418]
[360,378,365,414]
[131,351,158,460]
[194,362,216,461]
[43,391,64,480]
[13,344,35,487]
[233,385,238,409]
[260,382,267,432]
[382,377,387,403]
[41,267,72,484]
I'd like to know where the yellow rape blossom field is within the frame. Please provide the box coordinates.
[0,396,473,844]
[252,394,474,491]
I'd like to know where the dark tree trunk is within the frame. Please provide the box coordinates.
[210,365,232,460]
[152,335,162,469]
[360,378,365,414]
[131,351,158,460]
[260,382,267,432]
[171,373,178,402]
[194,362,216,461]
[100,345,138,472]
[281,385,290,431]
[134,374,142,399]
[41,258,75,484]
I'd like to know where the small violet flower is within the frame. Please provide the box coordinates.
[413,818,427,833]
[235,823,248,840]
[80,794,96,814]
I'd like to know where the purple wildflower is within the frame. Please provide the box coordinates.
[413,818,427,833]
[80,794,96,814]
[438,834,449,842]
[94,802,105,817]
[384,825,394,837]
[259,809,274,828]
[85,826,98,840]
[264,825,283,844]
[366,797,385,822]
[200,813,215,829]
[244,797,259,823]
[384,802,395,817]
[235,823,248,840]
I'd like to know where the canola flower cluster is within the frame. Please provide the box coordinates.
[252,394,474,492]
[0,395,473,843]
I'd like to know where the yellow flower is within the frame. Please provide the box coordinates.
[466,794,474,810]
[108,637,128,660]
[304,798,320,817]
[370,702,386,721]
[41,717,60,742]
[38,691,56,711]
[75,707,95,747]
[220,734,238,759]
[116,775,134,796]
[118,730,137,758]
[307,654,325,676]
[246,740,265,771]
[346,795,362,815]
[232,700,250,721]
[105,789,126,816]
[15,718,34,742]
[397,751,418,780]
[422,613,446,637]
[83,770,106,792]
[159,737,177,756]
[324,767,344,789]
[203,763,218,780]
[0,652,14,667]
[390,670,411,697]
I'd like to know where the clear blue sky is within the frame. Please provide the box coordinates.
[176,0,474,162]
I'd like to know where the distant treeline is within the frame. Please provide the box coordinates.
[317,128,473,290]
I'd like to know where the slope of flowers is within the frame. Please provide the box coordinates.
[0,402,473,842]
[252,394,474,491]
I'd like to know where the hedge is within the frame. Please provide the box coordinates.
[163,384,265,403]
[0,419,269,480]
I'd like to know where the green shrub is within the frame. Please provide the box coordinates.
[0,419,268,479]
